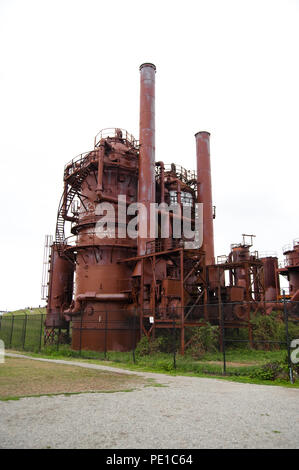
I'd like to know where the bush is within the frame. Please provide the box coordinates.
[251,314,283,350]
[155,331,179,353]
[135,335,165,356]
[249,360,288,381]
[156,359,175,372]
[186,324,219,359]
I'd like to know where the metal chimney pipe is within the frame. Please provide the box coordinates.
[195,131,215,265]
[138,63,156,255]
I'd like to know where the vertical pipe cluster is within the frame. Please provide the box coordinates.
[138,63,156,255]
[195,131,215,265]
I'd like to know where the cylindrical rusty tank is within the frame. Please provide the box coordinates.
[283,240,299,297]
[67,130,140,351]
[46,243,74,328]
[195,131,214,266]
[260,255,279,301]
[229,244,250,289]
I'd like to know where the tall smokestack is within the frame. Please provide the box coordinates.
[195,131,215,265]
[138,63,156,255]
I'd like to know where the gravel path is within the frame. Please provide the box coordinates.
[1,353,298,449]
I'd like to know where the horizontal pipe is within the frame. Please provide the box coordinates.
[77,293,129,302]
[63,293,129,318]
[265,289,299,314]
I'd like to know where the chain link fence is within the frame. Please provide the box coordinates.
[0,300,298,383]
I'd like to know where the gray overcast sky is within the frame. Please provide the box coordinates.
[0,0,298,310]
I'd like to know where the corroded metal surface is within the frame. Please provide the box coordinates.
[44,64,288,353]
[138,63,156,256]
[195,131,214,266]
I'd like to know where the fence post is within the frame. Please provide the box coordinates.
[22,314,28,350]
[132,311,136,364]
[39,314,44,352]
[56,327,61,352]
[173,319,176,370]
[79,313,82,356]
[9,315,14,349]
[104,310,108,360]
[283,291,294,384]
[221,303,226,375]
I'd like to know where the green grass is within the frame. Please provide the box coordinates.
[8,345,298,388]
[0,314,45,352]
[0,389,137,402]
[0,356,149,401]
[2,308,46,316]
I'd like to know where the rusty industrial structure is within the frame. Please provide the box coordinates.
[279,240,299,301]
[42,63,297,353]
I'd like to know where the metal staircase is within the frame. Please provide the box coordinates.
[55,158,93,260]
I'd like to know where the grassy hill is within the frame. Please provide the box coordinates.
[3,307,46,316]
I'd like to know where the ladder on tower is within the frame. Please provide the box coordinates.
[41,234,53,301]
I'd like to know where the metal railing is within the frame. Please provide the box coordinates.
[63,230,137,249]
[258,251,278,258]
[163,164,197,184]
[94,128,138,149]
[64,150,97,177]
[279,256,299,269]
[146,238,184,254]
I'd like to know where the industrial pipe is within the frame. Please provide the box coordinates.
[64,292,130,317]
[138,63,156,255]
[195,131,215,265]
[96,140,105,196]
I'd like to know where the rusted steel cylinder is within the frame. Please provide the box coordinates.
[138,63,156,255]
[283,243,299,296]
[195,131,214,265]
[285,247,299,268]
[230,246,250,288]
[67,132,139,350]
[46,243,74,328]
[71,305,139,352]
[260,256,279,301]
[289,272,299,296]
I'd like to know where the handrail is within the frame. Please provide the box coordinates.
[217,255,228,264]
[258,251,278,258]
[282,239,299,254]
[64,150,96,175]
[282,243,293,254]
[63,231,136,249]
[146,239,184,254]
[279,256,299,268]
[163,164,197,183]
[94,128,138,148]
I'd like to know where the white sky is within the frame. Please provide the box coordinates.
[0,0,298,310]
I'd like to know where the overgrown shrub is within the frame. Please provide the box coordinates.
[249,360,288,381]
[186,324,219,359]
[135,335,165,356]
[155,331,179,353]
[251,314,283,350]
[156,359,174,371]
